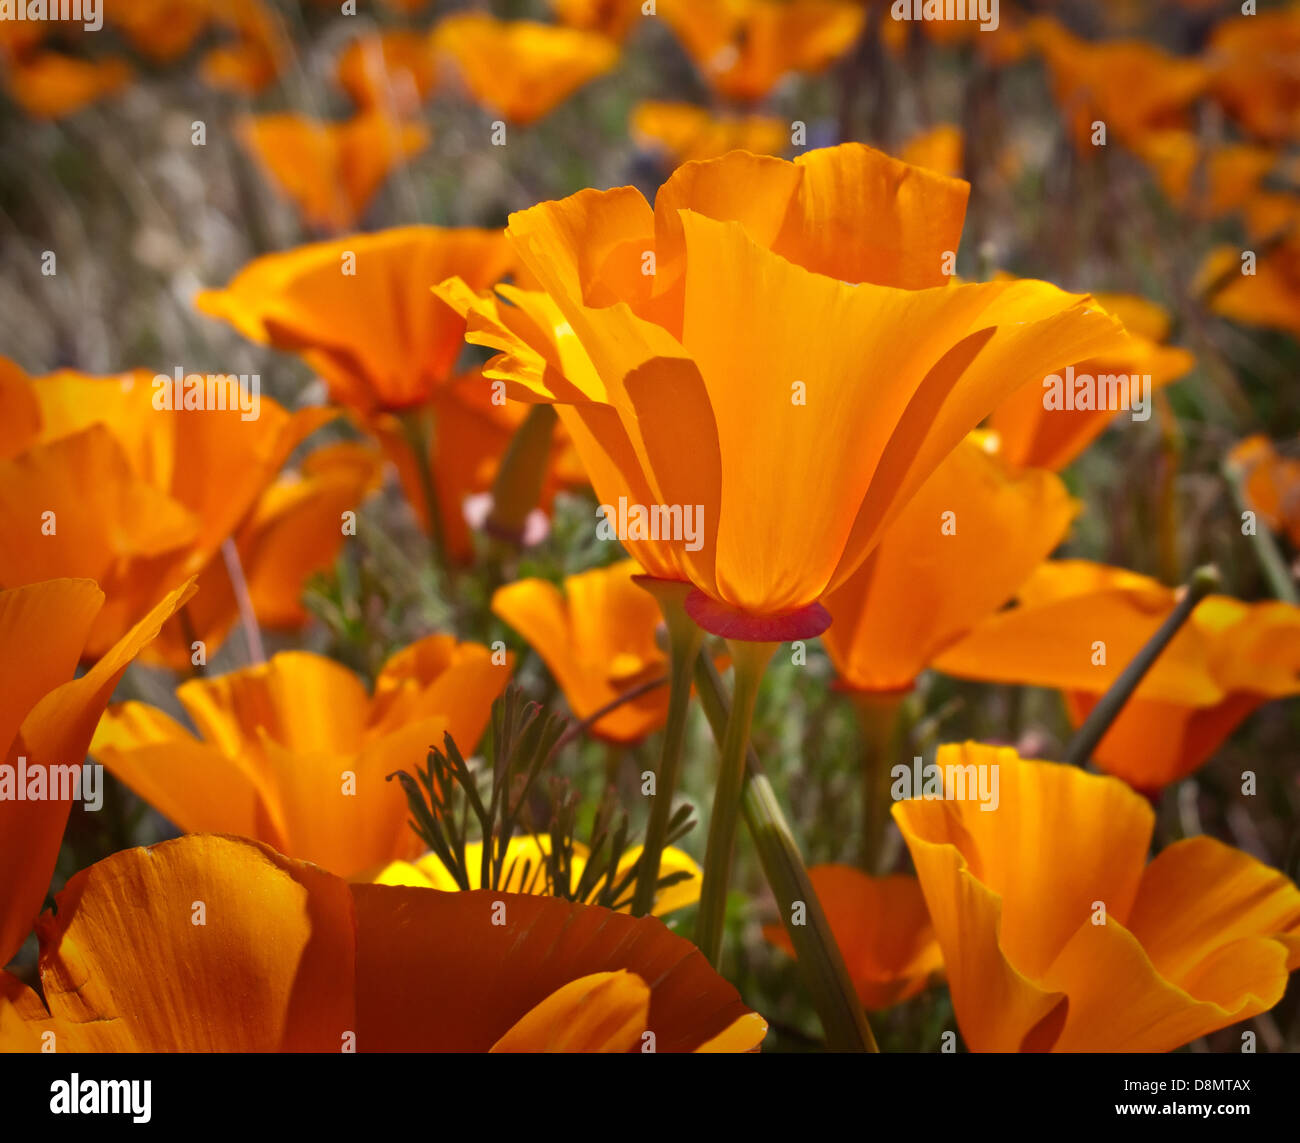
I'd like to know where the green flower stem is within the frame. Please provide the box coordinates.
[694,655,878,1052]
[632,581,703,917]
[1064,564,1222,767]
[694,638,777,967]
[1223,460,1299,605]
[398,407,451,580]
[486,405,557,544]
[849,689,906,873]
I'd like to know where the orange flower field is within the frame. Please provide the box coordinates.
[1,0,1299,1106]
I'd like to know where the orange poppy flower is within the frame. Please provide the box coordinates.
[0,577,195,968]
[898,123,964,180]
[105,0,213,63]
[236,111,429,232]
[1207,6,1300,143]
[1027,18,1208,155]
[823,434,1076,693]
[150,441,386,666]
[4,52,131,119]
[933,560,1300,790]
[1,834,766,1051]
[987,291,1195,472]
[439,143,1127,638]
[1228,435,1300,547]
[90,636,509,878]
[432,14,618,126]
[336,30,437,117]
[0,362,332,661]
[1198,241,1300,339]
[631,100,788,166]
[896,744,1300,1051]
[550,0,644,42]
[196,227,515,416]
[656,0,865,104]
[493,560,676,743]
[763,864,943,1010]
[374,835,702,917]
[1132,129,1277,221]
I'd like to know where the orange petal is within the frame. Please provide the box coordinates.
[490,970,650,1052]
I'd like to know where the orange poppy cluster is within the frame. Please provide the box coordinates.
[2,0,1299,1057]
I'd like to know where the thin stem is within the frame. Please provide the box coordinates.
[849,690,906,874]
[695,638,777,968]
[1064,565,1222,767]
[220,538,265,665]
[694,656,877,1052]
[632,581,704,917]
[547,673,668,758]
[1223,460,1299,605]
[398,407,451,582]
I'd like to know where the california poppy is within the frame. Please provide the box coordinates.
[236,111,430,232]
[896,744,1300,1051]
[3,52,131,119]
[90,637,510,878]
[1132,129,1277,221]
[898,123,964,180]
[550,0,644,42]
[439,143,1127,638]
[933,560,1300,790]
[0,361,332,660]
[656,0,865,104]
[986,290,1195,473]
[1198,241,1300,339]
[432,14,618,127]
[823,434,1077,694]
[1,834,766,1051]
[196,227,515,416]
[1207,5,1300,143]
[150,441,386,666]
[336,30,437,117]
[493,559,677,743]
[1028,18,1208,155]
[763,864,943,1010]
[0,577,195,968]
[631,100,788,166]
[1228,435,1300,548]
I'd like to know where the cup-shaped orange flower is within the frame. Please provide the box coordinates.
[0,362,333,660]
[1228,435,1300,547]
[432,14,618,126]
[3,52,132,119]
[896,744,1300,1051]
[550,0,643,42]
[337,30,437,116]
[1198,241,1300,339]
[197,227,515,416]
[1207,6,1300,143]
[493,559,683,743]
[0,577,195,968]
[237,111,429,232]
[105,0,214,63]
[933,560,1300,790]
[440,143,1128,639]
[823,434,1077,693]
[1028,18,1208,154]
[656,0,865,104]
[151,441,385,666]
[631,101,788,166]
[987,291,1195,472]
[90,636,510,878]
[763,865,943,1011]
[1,834,766,1051]
[1132,130,1277,221]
